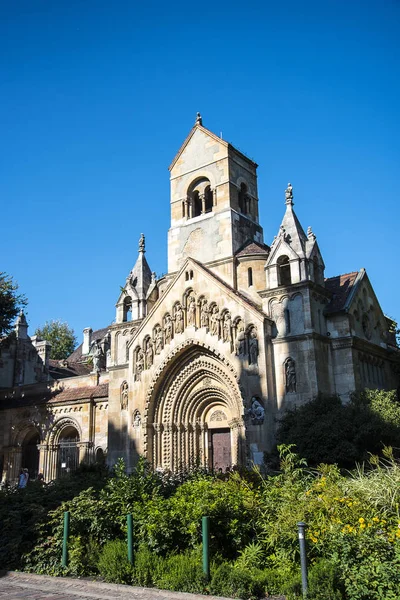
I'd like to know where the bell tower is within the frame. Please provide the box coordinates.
[167,114,264,286]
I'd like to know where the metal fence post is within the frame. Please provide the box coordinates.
[202,515,210,581]
[297,521,308,597]
[62,511,70,568]
[127,513,134,565]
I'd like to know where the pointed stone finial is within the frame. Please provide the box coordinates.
[285,182,294,205]
[195,112,202,126]
[138,233,145,253]
[307,226,316,241]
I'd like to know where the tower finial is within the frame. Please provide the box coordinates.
[285,182,294,205]
[138,233,145,253]
[195,112,202,126]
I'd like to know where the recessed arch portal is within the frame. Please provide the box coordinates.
[143,342,245,471]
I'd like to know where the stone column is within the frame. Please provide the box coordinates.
[200,193,206,214]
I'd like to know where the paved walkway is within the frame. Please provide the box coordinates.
[0,572,230,600]
[0,571,285,600]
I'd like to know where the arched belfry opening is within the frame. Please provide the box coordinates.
[143,343,245,471]
[277,255,291,286]
[186,178,214,219]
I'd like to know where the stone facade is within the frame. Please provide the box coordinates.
[0,115,399,483]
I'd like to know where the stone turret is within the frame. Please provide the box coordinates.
[15,311,28,339]
[115,234,154,323]
[265,183,325,289]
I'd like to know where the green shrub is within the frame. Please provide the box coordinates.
[307,559,344,599]
[154,547,206,593]
[277,391,400,468]
[132,545,164,587]
[210,562,267,599]
[98,539,133,584]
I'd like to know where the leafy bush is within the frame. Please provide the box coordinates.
[98,539,133,584]
[277,390,400,467]
[154,547,206,593]
[132,544,164,587]
[210,562,268,599]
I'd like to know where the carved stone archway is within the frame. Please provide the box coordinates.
[143,341,245,471]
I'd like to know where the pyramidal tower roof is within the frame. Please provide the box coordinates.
[128,233,152,299]
[277,183,308,256]
[169,113,257,171]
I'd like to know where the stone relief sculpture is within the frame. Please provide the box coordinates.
[187,296,196,327]
[131,292,263,379]
[272,302,286,337]
[135,350,144,381]
[223,312,232,343]
[246,396,264,425]
[248,327,259,365]
[146,340,154,368]
[133,409,141,428]
[235,324,246,357]
[164,314,173,345]
[200,298,209,328]
[285,358,296,392]
[210,305,219,336]
[210,409,227,422]
[174,303,184,334]
[120,381,129,410]
[154,326,163,355]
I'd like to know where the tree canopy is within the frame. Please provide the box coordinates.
[0,272,27,338]
[276,389,400,468]
[35,320,77,360]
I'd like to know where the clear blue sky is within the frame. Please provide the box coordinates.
[1,0,399,343]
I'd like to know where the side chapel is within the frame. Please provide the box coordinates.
[0,114,399,483]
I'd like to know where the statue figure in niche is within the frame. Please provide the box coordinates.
[187,296,196,327]
[248,328,259,365]
[223,312,232,343]
[174,303,184,334]
[132,409,141,428]
[210,305,219,336]
[146,340,154,368]
[235,324,246,357]
[135,350,144,380]
[154,326,163,355]
[272,303,286,337]
[285,358,296,393]
[247,396,264,425]
[200,298,209,328]
[120,381,129,410]
[164,314,173,345]
[91,341,104,373]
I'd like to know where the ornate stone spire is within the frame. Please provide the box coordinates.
[195,112,202,126]
[138,233,145,253]
[307,226,316,241]
[285,182,294,206]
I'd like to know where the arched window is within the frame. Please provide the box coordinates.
[204,186,213,213]
[248,267,253,287]
[277,255,291,286]
[123,297,132,322]
[192,190,202,217]
[58,426,80,477]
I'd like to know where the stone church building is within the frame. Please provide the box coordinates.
[0,115,398,483]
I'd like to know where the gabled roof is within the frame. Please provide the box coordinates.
[325,271,359,313]
[67,327,110,362]
[48,360,92,379]
[169,119,257,172]
[235,241,270,258]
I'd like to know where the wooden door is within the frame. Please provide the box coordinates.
[211,429,231,472]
